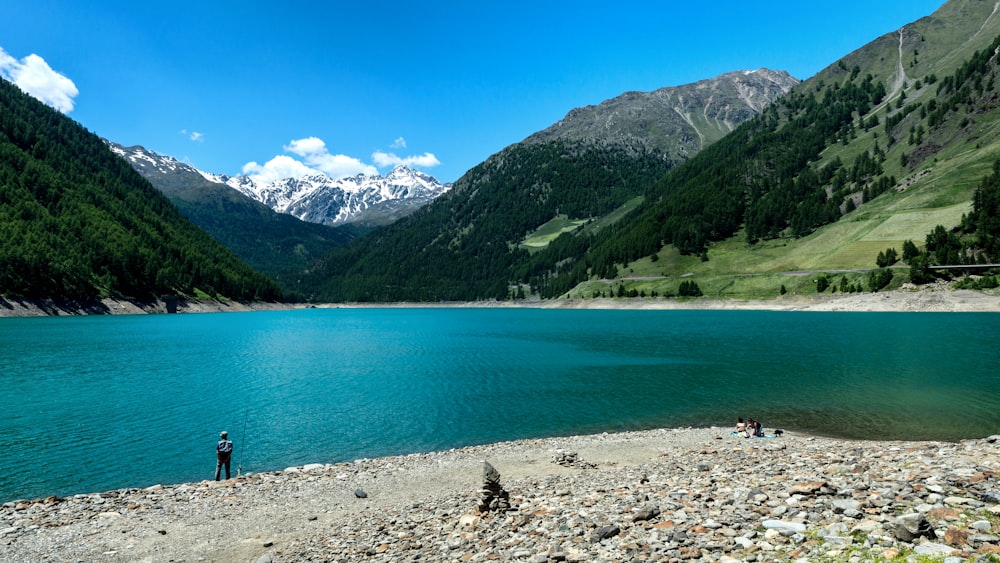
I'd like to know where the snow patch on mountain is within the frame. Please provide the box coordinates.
[107,141,451,227]
[202,165,450,227]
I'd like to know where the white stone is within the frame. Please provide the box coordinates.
[914,542,955,556]
[971,520,992,532]
[762,519,806,534]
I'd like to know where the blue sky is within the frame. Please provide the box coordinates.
[3,1,946,184]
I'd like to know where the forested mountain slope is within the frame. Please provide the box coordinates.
[107,142,362,294]
[551,0,1000,300]
[0,78,282,302]
[302,70,795,301]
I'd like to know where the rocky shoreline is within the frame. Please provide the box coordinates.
[2,285,1000,318]
[0,296,297,317]
[3,428,999,562]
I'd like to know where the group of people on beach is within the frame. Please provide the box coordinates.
[735,417,765,438]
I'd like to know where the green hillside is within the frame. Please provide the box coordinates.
[0,78,282,302]
[302,70,792,302]
[554,0,1000,300]
[305,142,672,301]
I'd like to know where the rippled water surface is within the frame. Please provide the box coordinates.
[1,308,998,502]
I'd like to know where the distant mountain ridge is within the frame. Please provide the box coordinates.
[204,165,451,227]
[106,141,362,290]
[108,141,450,228]
[524,68,799,160]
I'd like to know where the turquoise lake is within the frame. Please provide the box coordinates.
[1,308,998,503]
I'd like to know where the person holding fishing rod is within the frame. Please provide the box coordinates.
[215,431,233,481]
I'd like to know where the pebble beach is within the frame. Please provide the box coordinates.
[3,428,999,562]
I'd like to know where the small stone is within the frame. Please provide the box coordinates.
[831,499,859,514]
[913,542,957,557]
[971,520,993,532]
[944,526,970,546]
[459,514,480,529]
[592,525,620,542]
[632,506,660,522]
[789,481,827,495]
[762,519,806,534]
[354,488,367,498]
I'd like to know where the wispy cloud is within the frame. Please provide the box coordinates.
[180,129,205,142]
[244,136,441,183]
[372,151,441,169]
[0,46,78,113]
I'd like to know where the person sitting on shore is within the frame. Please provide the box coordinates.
[754,420,765,437]
[735,417,746,435]
[745,419,757,438]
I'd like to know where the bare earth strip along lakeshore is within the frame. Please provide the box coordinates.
[2,288,1000,562]
[2,284,1000,317]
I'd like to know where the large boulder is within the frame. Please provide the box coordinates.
[891,513,935,542]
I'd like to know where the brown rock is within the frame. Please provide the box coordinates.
[789,481,827,494]
[945,526,971,547]
[927,507,961,521]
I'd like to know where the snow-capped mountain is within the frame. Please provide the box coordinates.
[203,165,451,227]
[106,141,451,227]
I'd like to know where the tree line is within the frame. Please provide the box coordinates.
[0,78,282,301]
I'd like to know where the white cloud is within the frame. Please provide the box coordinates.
[390,136,407,149]
[284,136,327,157]
[180,129,205,142]
[243,137,377,184]
[283,136,378,178]
[244,136,441,184]
[0,46,78,113]
[372,151,441,169]
[242,155,320,184]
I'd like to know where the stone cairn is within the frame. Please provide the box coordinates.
[552,449,596,469]
[478,461,512,513]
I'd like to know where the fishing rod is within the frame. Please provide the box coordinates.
[237,407,248,476]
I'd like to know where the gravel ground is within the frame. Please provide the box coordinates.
[3,427,999,562]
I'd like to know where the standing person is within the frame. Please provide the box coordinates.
[215,431,233,481]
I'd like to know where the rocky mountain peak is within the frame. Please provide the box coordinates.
[524,67,799,162]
